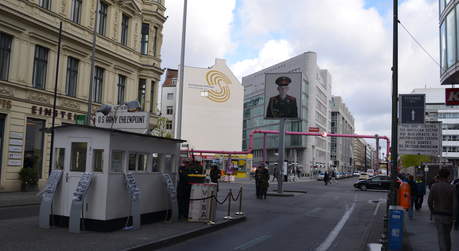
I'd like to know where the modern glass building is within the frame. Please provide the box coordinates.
[439,0,459,84]
[241,52,332,175]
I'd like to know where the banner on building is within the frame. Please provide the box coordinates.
[264,72,302,120]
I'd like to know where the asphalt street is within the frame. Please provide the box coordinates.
[160,177,387,251]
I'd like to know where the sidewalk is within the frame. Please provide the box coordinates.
[0,191,40,207]
[405,202,459,251]
[232,176,315,185]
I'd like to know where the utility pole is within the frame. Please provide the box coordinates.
[390,0,399,206]
[87,0,99,125]
[176,0,188,139]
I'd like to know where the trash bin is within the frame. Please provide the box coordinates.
[388,205,404,251]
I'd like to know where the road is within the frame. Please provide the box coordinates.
[160,177,387,251]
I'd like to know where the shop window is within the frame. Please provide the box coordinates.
[24,118,45,178]
[152,153,160,172]
[111,151,123,172]
[54,148,65,170]
[93,149,104,172]
[70,142,87,172]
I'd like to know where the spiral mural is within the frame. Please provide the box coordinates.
[205,70,232,103]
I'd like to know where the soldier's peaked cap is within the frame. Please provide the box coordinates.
[275,76,291,86]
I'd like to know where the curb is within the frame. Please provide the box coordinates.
[271,190,308,194]
[0,202,40,208]
[266,192,295,197]
[125,216,246,251]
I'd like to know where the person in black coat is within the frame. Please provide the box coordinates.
[210,165,221,192]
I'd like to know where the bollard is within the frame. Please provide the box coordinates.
[235,186,244,216]
[224,189,233,220]
[207,191,216,225]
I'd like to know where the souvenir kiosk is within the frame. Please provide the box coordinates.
[39,124,184,232]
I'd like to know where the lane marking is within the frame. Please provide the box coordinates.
[373,200,382,216]
[315,202,356,251]
[234,234,272,250]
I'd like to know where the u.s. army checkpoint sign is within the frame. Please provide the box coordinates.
[398,123,442,156]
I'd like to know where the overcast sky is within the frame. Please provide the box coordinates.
[160,0,440,152]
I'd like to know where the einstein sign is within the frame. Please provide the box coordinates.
[95,107,149,133]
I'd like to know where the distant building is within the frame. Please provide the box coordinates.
[353,138,366,171]
[161,59,243,151]
[242,52,332,174]
[439,0,459,85]
[330,96,355,172]
[160,69,178,136]
[0,0,166,191]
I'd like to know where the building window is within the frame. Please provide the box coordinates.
[32,45,49,89]
[93,66,104,103]
[121,14,129,46]
[93,149,104,172]
[153,26,158,56]
[167,93,174,100]
[98,1,108,35]
[24,118,45,178]
[151,153,159,172]
[40,0,51,9]
[70,142,87,172]
[138,79,146,110]
[150,80,156,113]
[441,21,447,72]
[0,32,13,81]
[140,23,149,55]
[446,10,456,68]
[166,120,172,130]
[66,57,79,97]
[117,74,126,105]
[128,153,147,172]
[167,106,173,115]
[71,0,82,24]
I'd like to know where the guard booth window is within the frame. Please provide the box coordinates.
[151,153,160,172]
[54,148,65,170]
[128,153,147,171]
[111,151,123,172]
[70,142,87,172]
[93,149,103,172]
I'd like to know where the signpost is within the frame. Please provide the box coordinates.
[399,94,425,124]
[398,123,442,156]
[445,88,459,105]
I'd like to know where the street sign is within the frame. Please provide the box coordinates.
[400,94,425,124]
[308,127,319,132]
[398,123,442,156]
[445,88,459,105]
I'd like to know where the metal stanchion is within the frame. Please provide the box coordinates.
[235,186,244,216]
[224,189,233,220]
[207,191,216,225]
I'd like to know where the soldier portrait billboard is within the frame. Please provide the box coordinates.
[264,72,302,120]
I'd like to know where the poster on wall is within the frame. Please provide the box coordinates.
[264,72,302,120]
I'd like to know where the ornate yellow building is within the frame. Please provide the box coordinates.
[0,0,166,191]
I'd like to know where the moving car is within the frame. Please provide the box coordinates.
[359,172,369,180]
[353,172,360,176]
[317,172,325,181]
[354,176,402,191]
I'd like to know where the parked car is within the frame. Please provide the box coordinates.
[353,172,360,177]
[354,176,402,191]
[359,172,369,180]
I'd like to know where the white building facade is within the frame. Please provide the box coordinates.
[330,96,355,172]
[165,59,244,151]
[242,52,332,174]
[160,69,177,137]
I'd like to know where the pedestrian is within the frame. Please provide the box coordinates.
[283,160,288,182]
[428,168,457,251]
[324,171,330,186]
[272,165,278,182]
[331,170,337,184]
[407,175,418,219]
[258,165,270,199]
[415,176,426,210]
[209,165,221,192]
[255,165,263,199]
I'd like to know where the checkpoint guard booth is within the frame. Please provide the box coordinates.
[39,124,184,232]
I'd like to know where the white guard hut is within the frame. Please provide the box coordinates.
[43,124,184,232]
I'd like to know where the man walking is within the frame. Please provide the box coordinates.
[428,168,457,251]
[415,176,426,210]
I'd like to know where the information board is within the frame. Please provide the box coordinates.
[398,123,442,156]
